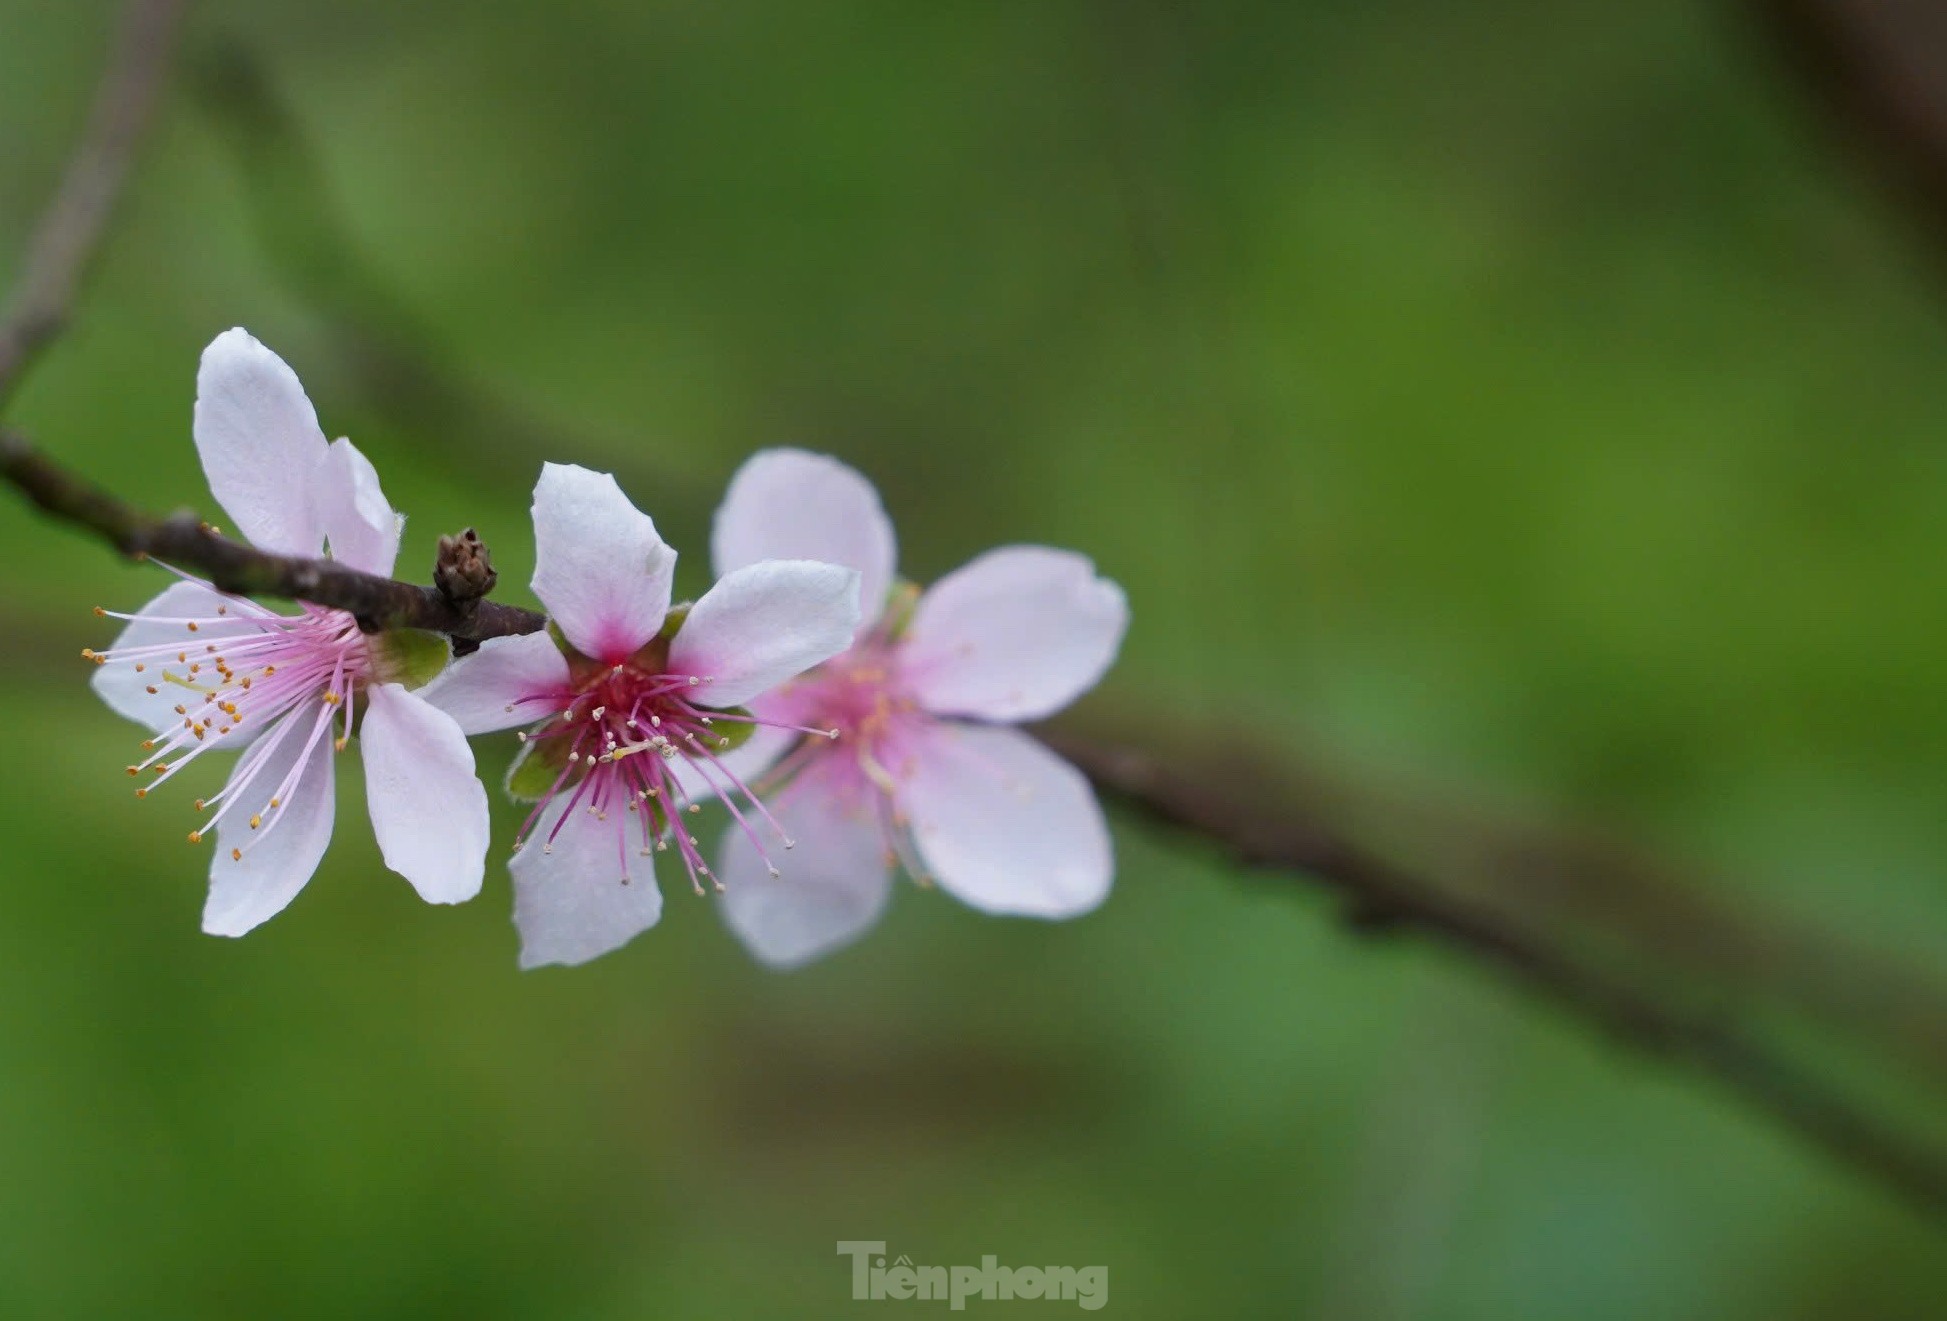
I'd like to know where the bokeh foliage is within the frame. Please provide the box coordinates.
[1,0,1944,1316]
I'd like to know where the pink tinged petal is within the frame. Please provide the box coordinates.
[359,684,489,905]
[529,462,675,661]
[315,437,402,576]
[193,328,328,556]
[902,722,1112,919]
[203,719,337,936]
[510,799,664,969]
[668,560,862,709]
[710,447,898,631]
[717,770,893,968]
[90,581,261,737]
[417,631,572,735]
[904,546,1129,723]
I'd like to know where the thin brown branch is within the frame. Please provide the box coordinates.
[0,0,186,409]
[0,5,540,641]
[0,429,544,641]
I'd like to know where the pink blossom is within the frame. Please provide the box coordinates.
[703,449,1128,968]
[87,329,490,935]
[420,462,861,968]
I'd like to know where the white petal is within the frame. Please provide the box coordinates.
[90,581,262,738]
[710,448,898,630]
[903,546,1127,722]
[417,631,572,735]
[204,718,337,936]
[902,722,1112,918]
[668,560,861,709]
[717,769,893,968]
[529,463,675,661]
[359,684,488,905]
[510,798,663,969]
[315,437,402,576]
[193,328,328,556]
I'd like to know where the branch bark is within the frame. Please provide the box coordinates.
[0,429,544,640]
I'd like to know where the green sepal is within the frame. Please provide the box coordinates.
[505,735,581,802]
[370,628,451,690]
[879,580,921,641]
[706,706,757,754]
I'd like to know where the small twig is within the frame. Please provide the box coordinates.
[0,0,185,409]
[434,527,499,655]
[0,429,544,641]
[434,528,498,608]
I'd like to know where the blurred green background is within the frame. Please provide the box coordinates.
[3,0,1946,1315]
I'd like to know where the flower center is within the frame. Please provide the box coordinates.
[86,578,369,860]
[759,643,933,877]
[510,658,835,894]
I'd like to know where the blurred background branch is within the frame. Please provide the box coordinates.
[0,0,182,409]
[2,0,1946,1240]
[1755,0,1947,250]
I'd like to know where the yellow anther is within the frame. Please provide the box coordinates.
[126,766,139,777]
[269,797,280,809]
[80,648,97,660]
[230,848,241,861]
[187,831,202,844]
[249,814,261,830]
[186,621,199,632]
[92,606,106,617]
[134,788,147,798]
